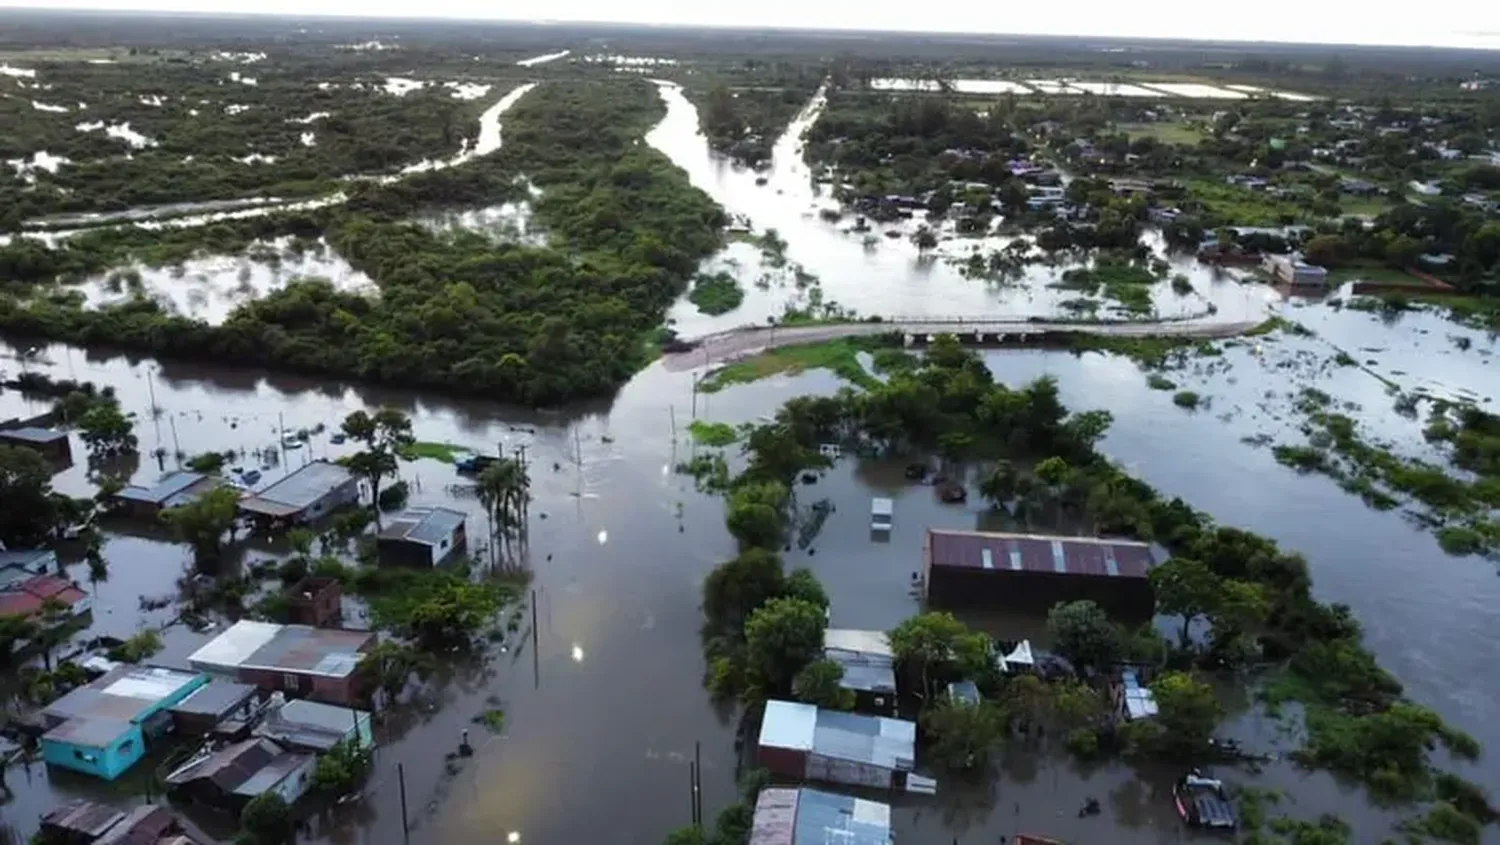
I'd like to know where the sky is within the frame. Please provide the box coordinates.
[8,0,1500,50]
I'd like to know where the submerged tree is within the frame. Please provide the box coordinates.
[0,445,57,548]
[792,658,855,710]
[78,402,138,459]
[161,486,241,569]
[476,457,530,566]
[341,408,414,526]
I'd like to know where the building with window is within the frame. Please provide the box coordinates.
[0,425,72,462]
[237,461,359,525]
[756,700,933,793]
[253,695,374,753]
[187,620,375,706]
[749,787,893,845]
[113,471,225,518]
[40,665,208,780]
[165,737,316,812]
[376,506,468,567]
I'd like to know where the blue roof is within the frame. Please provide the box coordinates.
[117,471,208,505]
[0,427,67,443]
[378,506,466,546]
[750,788,893,845]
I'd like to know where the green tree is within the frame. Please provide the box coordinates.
[1150,672,1223,757]
[1383,234,1423,269]
[341,408,415,526]
[889,612,989,702]
[1148,557,1221,645]
[313,738,373,796]
[240,793,292,845]
[792,658,855,710]
[702,548,785,636]
[0,616,40,670]
[77,402,138,458]
[725,480,791,550]
[0,445,57,548]
[1046,600,1120,670]
[913,226,938,251]
[358,640,433,701]
[921,699,1005,771]
[34,597,75,671]
[476,457,530,564]
[979,459,1018,505]
[744,597,827,696]
[1301,234,1349,268]
[162,487,241,569]
[782,568,828,610]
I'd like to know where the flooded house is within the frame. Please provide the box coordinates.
[0,570,93,624]
[41,801,201,845]
[164,736,316,812]
[823,629,897,715]
[1262,253,1329,287]
[921,529,1159,617]
[0,425,72,462]
[749,787,894,845]
[113,471,224,518]
[39,665,209,780]
[187,620,375,706]
[237,460,358,526]
[252,695,374,753]
[285,576,343,627]
[0,548,57,580]
[167,679,264,738]
[756,700,932,793]
[376,505,468,567]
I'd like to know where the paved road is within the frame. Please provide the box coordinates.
[661,318,1262,371]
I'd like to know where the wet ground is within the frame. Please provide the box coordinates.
[2,62,1499,845]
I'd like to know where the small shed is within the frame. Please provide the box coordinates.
[1115,668,1159,722]
[40,665,208,780]
[40,801,127,844]
[823,629,897,715]
[113,471,223,518]
[165,737,316,811]
[0,426,72,462]
[870,498,893,532]
[757,700,925,792]
[238,461,358,525]
[187,620,374,706]
[168,679,263,737]
[254,697,374,753]
[749,787,894,845]
[376,506,468,567]
[285,576,343,627]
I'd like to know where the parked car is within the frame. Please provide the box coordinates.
[1174,770,1237,830]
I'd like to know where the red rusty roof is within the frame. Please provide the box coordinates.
[926,529,1155,579]
[0,574,89,619]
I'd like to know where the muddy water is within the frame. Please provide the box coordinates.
[5,80,1500,845]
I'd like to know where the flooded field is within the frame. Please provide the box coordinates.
[1,59,1496,845]
[868,78,1314,100]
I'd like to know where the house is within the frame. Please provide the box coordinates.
[253,695,374,753]
[376,506,467,567]
[0,426,71,462]
[165,737,316,812]
[0,572,92,623]
[285,576,343,627]
[238,461,358,525]
[1408,180,1443,197]
[1262,254,1329,287]
[756,700,933,793]
[40,665,208,780]
[0,548,56,585]
[168,679,264,738]
[749,787,894,845]
[113,471,224,518]
[823,629,897,715]
[921,529,1159,616]
[1113,668,1159,722]
[188,620,375,706]
[40,802,200,845]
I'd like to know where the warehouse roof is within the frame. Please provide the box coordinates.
[188,621,371,678]
[377,506,466,546]
[926,529,1156,578]
[759,701,915,771]
[749,787,893,845]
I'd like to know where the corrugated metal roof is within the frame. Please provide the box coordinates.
[116,471,209,505]
[93,805,176,845]
[0,426,66,443]
[750,788,894,845]
[165,738,279,789]
[759,700,817,752]
[188,620,283,672]
[233,751,313,797]
[824,629,897,695]
[811,708,916,771]
[243,461,352,510]
[189,621,371,677]
[42,801,126,837]
[43,716,134,747]
[927,529,1155,579]
[44,665,204,726]
[378,506,466,546]
[169,680,258,718]
[254,700,369,752]
[823,629,893,658]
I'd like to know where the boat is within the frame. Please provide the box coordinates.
[454,454,502,474]
[331,433,346,445]
[241,469,262,485]
[1173,770,1237,830]
[282,434,303,449]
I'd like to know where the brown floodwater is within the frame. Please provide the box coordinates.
[3,75,1500,845]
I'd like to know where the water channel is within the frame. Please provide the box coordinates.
[2,71,1499,845]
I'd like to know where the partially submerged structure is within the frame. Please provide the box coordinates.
[870,498,893,532]
[188,620,374,706]
[164,737,316,812]
[40,801,200,845]
[40,665,208,780]
[285,576,343,627]
[238,460,358,525]
[376,505,468,567]
[1114,668,1159,722]
[749,787,894,845]
[168,679,264,738]
[922,529,1158,616]
[0,425,71,462]
[757,700,933,793]
[0,571,92,623]
[252,695,374,753]
[822,629,897,715]
[113,471,224,518]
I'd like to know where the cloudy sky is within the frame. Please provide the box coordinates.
[9,0,1500,50]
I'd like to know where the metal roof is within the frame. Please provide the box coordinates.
[0,426,67,443]
[254,700,368,752]
[870,498,894,517]
[377,506,466,546]
[926,529,1156,579]
[1120,669,1158,721]
[234,751,313,797]
[239,461,352,514]
[188,621,371,678]
[824,630,896,695]
[169,680,258,718]
[116,471,210,505]
[164,736,309,799]
[42,801,127,837]
[93,805,177,845]
[44,665,204,729]
[750,788,893,845]
[759,701,916,772]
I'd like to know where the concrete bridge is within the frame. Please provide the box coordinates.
[661,316,1262,372]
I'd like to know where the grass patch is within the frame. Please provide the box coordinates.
[1117,121,1205,145]
[1338,196,1394,217]
[1173,390,1201,409]
[1185,178,1304,227]
[1146,374,1176,391]
[688,271,745,316]
[687,420,739,447]
[698,338,883,393]
[399,441,469,463]
[1324,264,1428,286]
[473,708,506,734]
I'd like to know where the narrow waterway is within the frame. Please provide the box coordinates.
[3,73,1499,845]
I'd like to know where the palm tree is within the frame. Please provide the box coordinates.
[477,458,530,567]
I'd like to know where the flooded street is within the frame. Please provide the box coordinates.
[4,70,1500,845]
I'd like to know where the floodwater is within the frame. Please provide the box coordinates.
[866,78,1314,100]
[3,69,1500,845]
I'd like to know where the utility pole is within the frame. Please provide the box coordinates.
[531,588,540,689]
[398,763,411,845]
[168,415,182,463]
